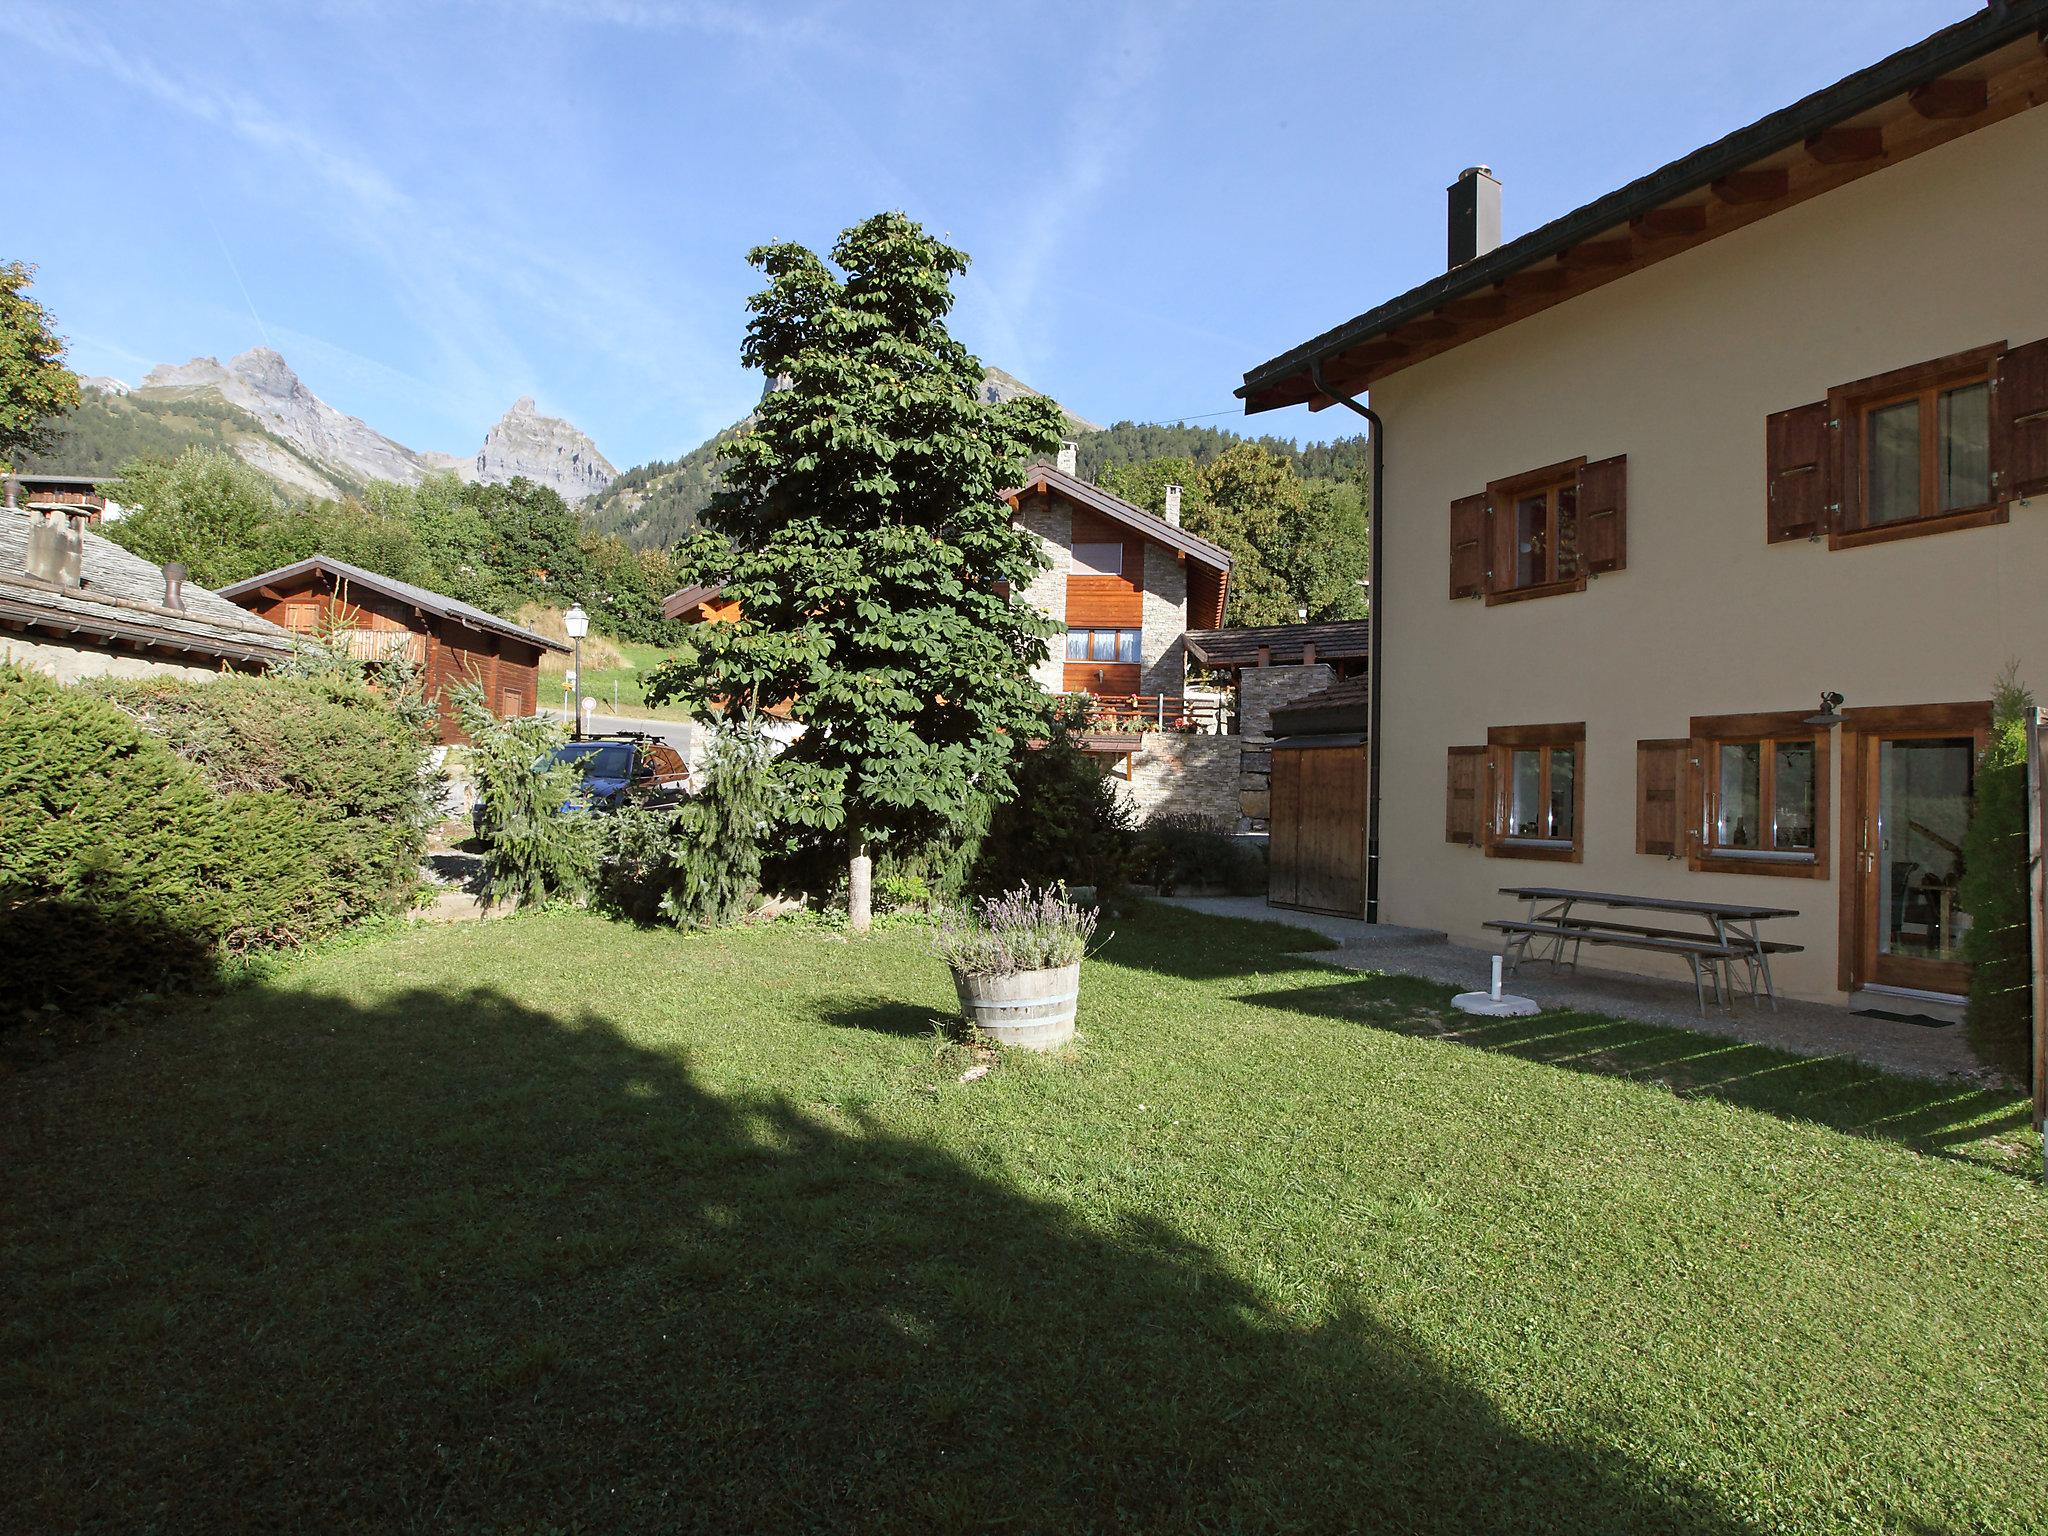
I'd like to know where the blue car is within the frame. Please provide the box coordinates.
[471,734,691,826]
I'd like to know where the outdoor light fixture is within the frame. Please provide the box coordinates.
[1803,691,1846,728]
[563,604,589,738]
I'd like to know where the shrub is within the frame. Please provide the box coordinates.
[456,688,597,907]
[972,724,1135,898]
[0,666,333,1015]
[934,886,1098,978]
[1136,813,1265,896]
[596,726,776,929]
[1960,673,2034,1081]
[90,671,439,925]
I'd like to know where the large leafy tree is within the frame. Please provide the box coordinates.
[647,212,1063,929]
[106,447,282,587]
[0,261,81,470]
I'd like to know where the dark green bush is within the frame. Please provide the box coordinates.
[90,671,438,924]
[0,667,333,1016]
[1136,814,1266,896]
[456,688,597,907]
[597,727,775,928]
[1960,677,2034,1082]
[972,725,1135,898]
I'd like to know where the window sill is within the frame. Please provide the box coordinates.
[1830,501,2007,551]
[1488,837,1582,864]
[1693,850,1827,880]
[1484,574,1589,606]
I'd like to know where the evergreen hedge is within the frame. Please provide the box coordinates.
[1960,680,2035,1082]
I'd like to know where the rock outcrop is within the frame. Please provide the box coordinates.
[141,348,427,487]
[474,396,616,504]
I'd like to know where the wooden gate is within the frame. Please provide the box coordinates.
[1269,735,1368,917]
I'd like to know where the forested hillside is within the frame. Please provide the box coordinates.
[1075,421,1370,486]
[19,389,357,498]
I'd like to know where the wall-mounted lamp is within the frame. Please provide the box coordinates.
[1802,691,1846,728]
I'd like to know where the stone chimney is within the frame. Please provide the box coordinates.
[1055,440,1077,476]
[163,561,188,612]
[1164,484,1182,527]
[1448,165,1502,268]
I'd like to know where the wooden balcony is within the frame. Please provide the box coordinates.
[1060,691,1234,736]
[318,627,427,666]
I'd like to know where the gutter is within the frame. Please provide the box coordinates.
[1308,357,1383,925]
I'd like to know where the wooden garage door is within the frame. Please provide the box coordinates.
[1269,741,1367,917]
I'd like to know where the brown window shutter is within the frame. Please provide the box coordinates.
[1445,745,1484,844]
[1576,455,1627,573]
[1765,400,1831,542]
[1448,493,1488,598]
[1993,337,2048,500]
[1635,738,1687,856]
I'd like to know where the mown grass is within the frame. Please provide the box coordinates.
[539,635,695,722]
[4,904,2043,1533]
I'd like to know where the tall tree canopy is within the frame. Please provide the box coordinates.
[0,261,81,470]
[647,212,1064,928]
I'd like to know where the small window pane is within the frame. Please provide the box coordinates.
[1116,629,1140,664]
[1509,749,1544,837]
[1715,743,1763,848]
[1553,482,1581,580]
[1937,380,1990,510]
[1548,748,1575,840]
[1772,740,1816,851]
[1071,542,1123,577]
[1513,492,1549,588]
[1866,399,1921,525]
[1065,628,1088,660]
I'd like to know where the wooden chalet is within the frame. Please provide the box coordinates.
[218,556,568,744]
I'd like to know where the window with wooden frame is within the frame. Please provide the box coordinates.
[1483,723,1585,862]
[1766,336,2048,549]
[1685,711,1831,879]
[1064,626,1141,664]
[1448,456,1627,602]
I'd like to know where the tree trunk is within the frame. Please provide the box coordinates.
[848,840,873,934]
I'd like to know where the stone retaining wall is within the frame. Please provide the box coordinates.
[1115,734,1241,824]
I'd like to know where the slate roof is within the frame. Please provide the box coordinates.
[0,510,296,666]
[1184,619,1370,669]
[1270,676,1371,739]
[1005,463,1234,573]
[216,556,569,652]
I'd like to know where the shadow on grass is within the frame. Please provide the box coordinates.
[819,997,950,1037]
[3,981,1756,1534]
[1238,975,2035,1176]
[1089,899,1341,983]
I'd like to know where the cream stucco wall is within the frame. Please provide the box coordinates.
[1369,102,2048,1001]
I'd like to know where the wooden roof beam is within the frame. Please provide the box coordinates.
[1804,125,1885,165]
[1631,205,1708,239]
[1440,291,1508,323]
[1396,316,1460,342]
[1909,76,1988,119]
[1559,237,1634,267]
[1711,167,1790,204]
[1502,266,1571,297]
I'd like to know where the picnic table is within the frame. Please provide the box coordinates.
[1486,886,1803,1016]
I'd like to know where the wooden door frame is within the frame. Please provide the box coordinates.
[1836,701,1991,993]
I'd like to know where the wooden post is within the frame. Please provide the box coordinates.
[2029,707,2046,1157]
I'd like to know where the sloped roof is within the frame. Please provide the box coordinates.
[1184,619,1370,669]
[216,556,568,652]
[1240,2,2048,410]
[0,511,296,666]
[1005,463,1234,573]
[660,583,726,621]
[1271,676,1371,739]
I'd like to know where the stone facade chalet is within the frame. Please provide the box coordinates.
[1002,457,1231,702]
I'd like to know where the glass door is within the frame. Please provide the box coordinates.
[1856,734,1975,994]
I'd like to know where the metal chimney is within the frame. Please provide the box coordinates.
[164,561,188,611]
[1164,484,1183,527]
[1055,440,1077,476]
[1448,165,1502,268]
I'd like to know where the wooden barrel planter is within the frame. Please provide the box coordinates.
[950,962,1080,1051]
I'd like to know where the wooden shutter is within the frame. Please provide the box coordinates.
[1576,455,1627,573]
[1448,493,1488,598]
[1765,399,1832,542]
[1445,745,1485,845]
[1994,337,2048,500]
[1635,738,1688,856]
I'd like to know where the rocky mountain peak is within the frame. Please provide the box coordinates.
[475,397,616,505]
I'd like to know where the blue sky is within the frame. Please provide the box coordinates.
[7,1,1976,470]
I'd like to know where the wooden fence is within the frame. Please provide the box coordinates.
[1063,692,1233,736]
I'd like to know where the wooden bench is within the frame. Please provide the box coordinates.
[1484,919,1742,1014]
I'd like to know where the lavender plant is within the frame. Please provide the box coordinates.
[934,885,1098,977]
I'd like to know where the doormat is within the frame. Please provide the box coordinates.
[1852,1008,1957,1029]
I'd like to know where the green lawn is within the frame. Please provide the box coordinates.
[4,905,2043,1533]
[542,637,695,722]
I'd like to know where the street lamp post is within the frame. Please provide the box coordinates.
[563,603,589,740]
